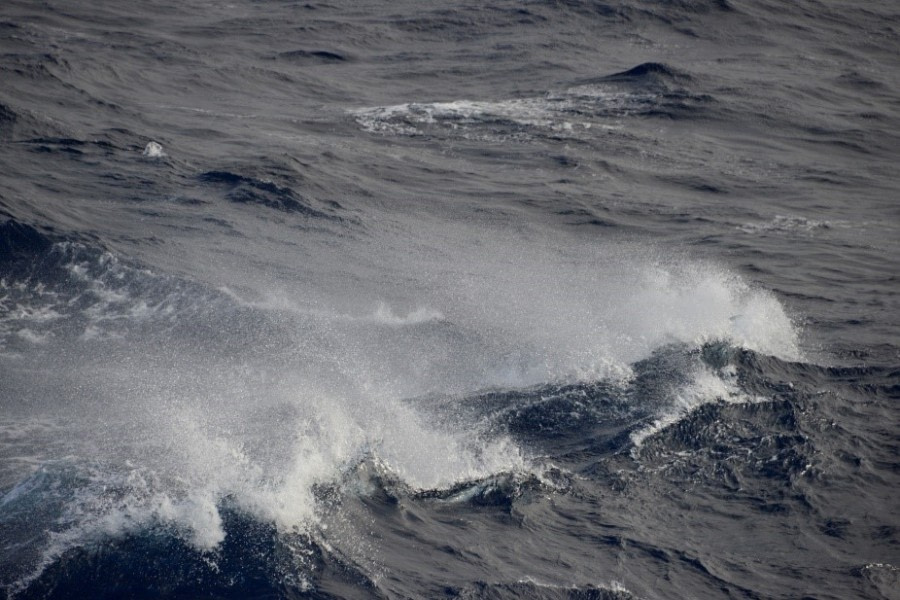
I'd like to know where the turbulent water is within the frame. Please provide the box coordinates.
[1,1,899,598]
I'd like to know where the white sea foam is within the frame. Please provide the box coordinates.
[0,243,189,347]
[351,86,652,138]
[512,577,636,598]
[739,214,834,235]
[629,364,766,449]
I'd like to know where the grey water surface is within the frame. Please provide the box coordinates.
[0,1,898,598]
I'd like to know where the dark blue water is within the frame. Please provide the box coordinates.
[1,1,898,598]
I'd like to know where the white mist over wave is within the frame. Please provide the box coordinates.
[0,218,801,579]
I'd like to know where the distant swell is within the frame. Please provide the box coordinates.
[198,170,339,218]
[603,62,689,83]
[0,220,54,263]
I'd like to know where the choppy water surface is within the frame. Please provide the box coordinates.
[1,1,898,598]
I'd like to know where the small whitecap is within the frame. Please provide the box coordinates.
[371,302,444,325]
[142,141,166,158]
[16,329,49,344]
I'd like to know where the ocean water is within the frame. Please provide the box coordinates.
[0,1,898,598]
